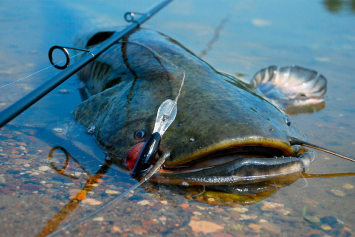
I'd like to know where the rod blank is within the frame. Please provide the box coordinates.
[0,0,172,128]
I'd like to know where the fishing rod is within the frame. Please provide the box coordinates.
[0,0,172,128]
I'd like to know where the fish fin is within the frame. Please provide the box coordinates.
[74,88,117,126]
[86,31,114,47]
[251,66,327,112]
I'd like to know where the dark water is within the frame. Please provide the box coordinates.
[1,0,355,236]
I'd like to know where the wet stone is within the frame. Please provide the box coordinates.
[93,217,103,222]
[38,166,50,172]
[82,198,102,206]
[188,220,224,234]
[343,183,354,190]
[248,223,262,232]
[132,227,147,234]
[0,176,5,184]
[137,200,150,206]
[230,207,248,213]
[240,214,258,220]
[105,189,121,194]
[262,201,284,211]
[329,189,346,197]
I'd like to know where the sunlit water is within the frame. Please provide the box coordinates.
[1,0,355,236]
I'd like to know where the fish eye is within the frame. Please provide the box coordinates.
[134,130,146,139]
[285,117,291,126]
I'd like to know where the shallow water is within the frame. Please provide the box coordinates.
[1,0,355,236]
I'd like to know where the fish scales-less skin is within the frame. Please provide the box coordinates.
[73,28,305,168]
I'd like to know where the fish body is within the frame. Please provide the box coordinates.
[74,28,314,185]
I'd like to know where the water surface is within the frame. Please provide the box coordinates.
[1,0,355,236]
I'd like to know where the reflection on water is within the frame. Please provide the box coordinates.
[38,145,355,236]
[36,147,113,237]
[324,0,355,13]
[32,145,355,236]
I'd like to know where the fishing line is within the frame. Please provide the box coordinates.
[120,40,186,114]
[47,154,169,237]
[0,51,87,89]
[287,136,355,163]
[299,172,309,189]
[47,41,185,236]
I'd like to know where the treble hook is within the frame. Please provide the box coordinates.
[48,46,90,69]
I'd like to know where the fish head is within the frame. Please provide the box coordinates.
[73,28,314,186]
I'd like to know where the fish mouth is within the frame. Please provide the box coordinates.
[151,139,315,186]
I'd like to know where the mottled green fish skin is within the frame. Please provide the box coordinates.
[73,28,305,167]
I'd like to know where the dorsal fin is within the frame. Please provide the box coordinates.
[86,31,115,47]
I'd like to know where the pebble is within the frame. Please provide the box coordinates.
[188,220,224,234]
[112,226,122,234]
[132,227,147,234]
[142,220,156,225]
[0,176,5,184]
[240,214,258,220]
[179,203,189,209]
[159,216,167,224]
[105,189,121,194]
[24,164,30,167]
[343,184,354,190]
[193,211,202,216]
[196,206,205,210]
[320,224,332,230]
[248,223,262,232]
[262,201,284,211]
[160,200,168,205]
[38,166,50,172]
[228,224,243,231]
[82,198,102,206]
[93,217,103,222]
[230,207,248,213]
[329,189,346,197]
[137,200,150,206]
